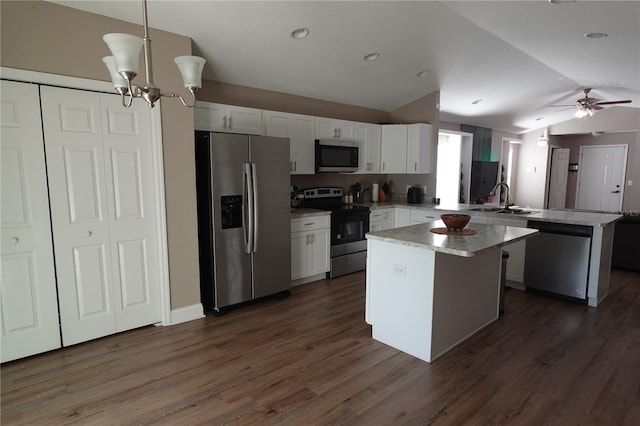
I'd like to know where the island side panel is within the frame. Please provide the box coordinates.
[587,223,615,307]
[366,239,436,362]
[430,248,502,361]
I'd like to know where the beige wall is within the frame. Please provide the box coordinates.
[1,1,200,310]
[198,81,389,124]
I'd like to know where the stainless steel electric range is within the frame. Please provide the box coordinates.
[301,187,370,278]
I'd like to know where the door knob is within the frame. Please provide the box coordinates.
[611,190,620,194]
[85,231,93,237]
[10,237,19,244]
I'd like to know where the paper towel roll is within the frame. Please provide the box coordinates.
[372,183,379,202]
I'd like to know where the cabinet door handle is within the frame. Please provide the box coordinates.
[228,116,232,129]
[85,231,93,237]
[290,161,293,172]
[414,162,418,172]
[382,162,385,171]
[223,116,227,129]
[304,222,314,226]
[293,161,297,172]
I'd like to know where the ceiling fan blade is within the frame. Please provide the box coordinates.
[591,105,604,111]
[550,104,577,107]
[595,100,632,105]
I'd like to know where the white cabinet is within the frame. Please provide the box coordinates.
[195,101,264,135]
[410,209,439,225]
[370,208,395,232]
[264,111,315,174]
[1,81,61,363]
[315,117,355,140]
[370,210,384,232]
[381,125,408,173]
[291,216,331,282]
[395,208,412,228]
[381,123,433,174]
[407,123,433,174]
[487,216,528,284]
[355,123,382,174]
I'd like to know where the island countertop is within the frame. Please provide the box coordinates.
[366,220,538,257]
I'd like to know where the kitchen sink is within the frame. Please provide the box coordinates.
[496,209,533,215]
[468,207,502,212]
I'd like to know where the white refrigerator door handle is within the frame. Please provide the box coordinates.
[243,163,254,253]
[251,163,259,253]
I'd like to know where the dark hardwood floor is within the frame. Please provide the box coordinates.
[2,269,639,425]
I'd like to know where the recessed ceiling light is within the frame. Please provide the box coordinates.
[364,52,380,62]
[585,32,608,39]
[291,28,310,39]
[548,0,576,4]
[472,99,483,105]
[416,70,431,77]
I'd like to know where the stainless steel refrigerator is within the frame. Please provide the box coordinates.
[195,131,291,314]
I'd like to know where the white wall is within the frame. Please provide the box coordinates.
[512,132,552,209]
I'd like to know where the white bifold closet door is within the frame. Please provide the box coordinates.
[1,81,62,362]
[41,86,161,346]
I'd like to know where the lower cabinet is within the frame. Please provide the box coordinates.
[291,216,331,282]
[395,208,412,228]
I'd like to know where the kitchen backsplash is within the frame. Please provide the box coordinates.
[291,173,431,203]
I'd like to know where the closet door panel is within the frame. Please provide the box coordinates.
[41,86,116,346]
[101,95,161,331]
[1,81,61,362]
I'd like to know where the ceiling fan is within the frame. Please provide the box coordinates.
[553,88,632,118]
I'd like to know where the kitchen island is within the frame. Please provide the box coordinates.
[365,220,538,363]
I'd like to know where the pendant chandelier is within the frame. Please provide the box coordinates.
[102,0,206,108]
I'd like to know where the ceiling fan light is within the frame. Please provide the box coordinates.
[174,56,206,89]
[103,33,143,78]
[575,108,588,118]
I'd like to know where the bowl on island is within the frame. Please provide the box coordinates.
[440,214,471,231]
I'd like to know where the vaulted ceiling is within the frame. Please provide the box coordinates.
[50,0,640,134]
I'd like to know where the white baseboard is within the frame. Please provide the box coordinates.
[170,303,205,325]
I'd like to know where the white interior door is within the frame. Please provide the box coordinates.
[41,87,161,346]
[547,148,570,209]
[1,81,61,362]
[576,145,627,212]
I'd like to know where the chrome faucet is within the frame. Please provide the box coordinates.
[490,182,510,210]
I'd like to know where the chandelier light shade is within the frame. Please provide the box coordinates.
[101,0,206,108]
[102,56,129,90]
[102,33,143,78]
[174,56,207,91]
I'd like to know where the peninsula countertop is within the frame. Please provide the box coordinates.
[366,220,538,257]
[362,201,622,227]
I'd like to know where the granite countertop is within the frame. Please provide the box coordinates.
[361,201,622,226]
[290,208,330,218]
[366,220,538,257]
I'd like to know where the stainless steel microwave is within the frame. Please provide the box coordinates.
[315,139,359,173]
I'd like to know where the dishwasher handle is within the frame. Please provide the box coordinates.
[527,220,592,238]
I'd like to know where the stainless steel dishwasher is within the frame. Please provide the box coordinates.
[524,220,592,302]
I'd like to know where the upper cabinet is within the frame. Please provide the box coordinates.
[381,123,432,174]
[195,102,264,135]
[381,125,408,173]
[315,117,355,140]
[264,110,315,175]
[354,122,382,174]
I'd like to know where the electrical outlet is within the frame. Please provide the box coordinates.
[392,264,407,277]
